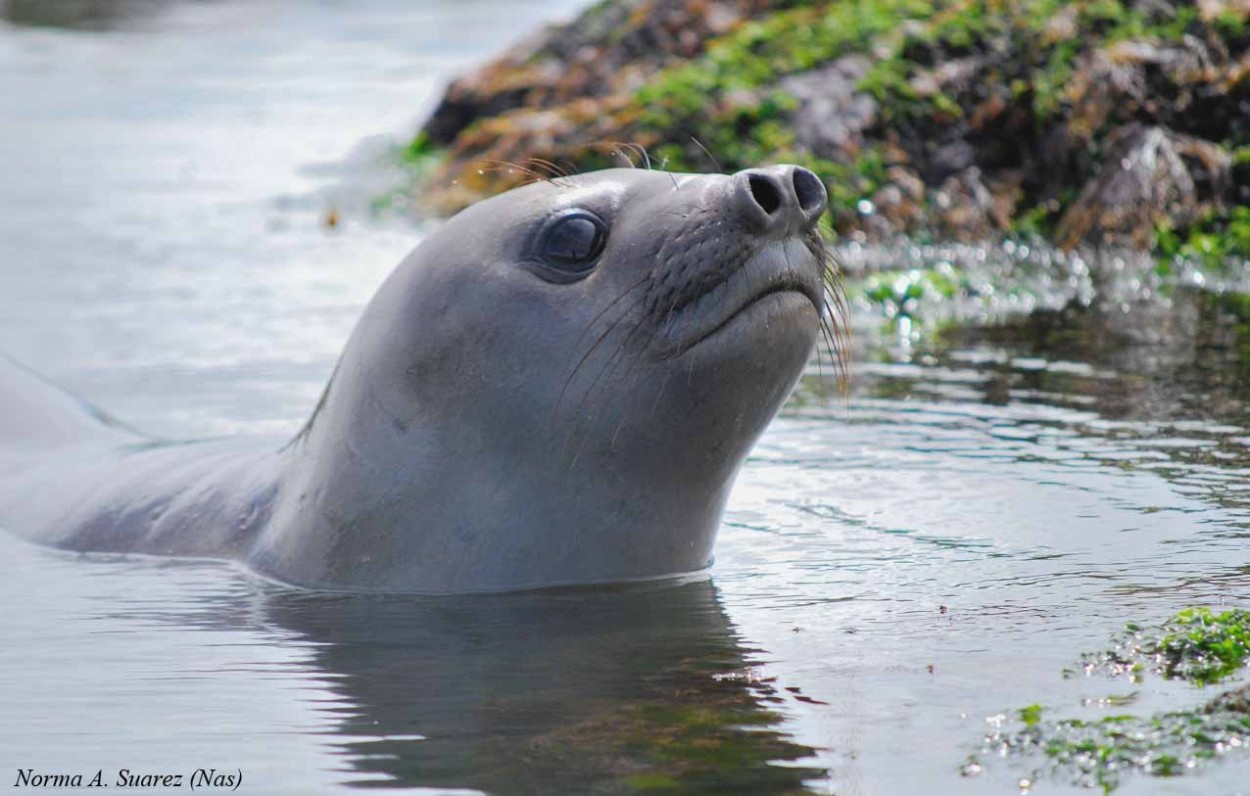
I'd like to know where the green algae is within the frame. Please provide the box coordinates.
[402,131,439,162]
[967,608,1250,792]
[628,0,1224,173]
[628,0,1245,252]
[853,263,968,327]
[415,0,1250,260]
[1081,607,1250,686]
[634,0,935,178]
[841,245,1070,337]
[969,694,1250,793]
[397,131,446,181]
[1155,207,1250,274]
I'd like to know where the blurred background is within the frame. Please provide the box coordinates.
[2,1,1250,794]
[0,0,585,437]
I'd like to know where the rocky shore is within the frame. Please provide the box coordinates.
[408,0,1250,268]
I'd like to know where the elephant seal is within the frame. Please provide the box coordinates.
[0,165,835,593]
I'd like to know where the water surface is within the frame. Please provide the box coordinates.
[2,3,1249,794]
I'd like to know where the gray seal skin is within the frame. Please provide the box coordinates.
[0,165,831,593]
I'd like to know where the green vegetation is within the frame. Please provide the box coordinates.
[403,131,437,163]
[1020,703,1044,727]
[970,693,1250,793]
[862,267,962,305]
[415,0,1250,266]
[634,0,935,199]
[969,608,1250,792]
[851,263,969,334]
[1155,207,1250,272]
[627,0,1226,172]
[1082,607,1250,686]
[397,131,446,181]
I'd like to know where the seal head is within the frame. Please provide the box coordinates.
[0,166,833,594]
[250,165,832,592]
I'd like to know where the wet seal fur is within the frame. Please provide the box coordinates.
[0,166,840,593]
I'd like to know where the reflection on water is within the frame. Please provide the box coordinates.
[844,279,1250,518]
[263,583,820,794]
[3,0,1250,793]
[64,561,820,795]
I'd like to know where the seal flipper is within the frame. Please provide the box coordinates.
[0,355,141,452]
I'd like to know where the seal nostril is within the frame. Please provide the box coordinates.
[748,173,782,216]
[792,168,826,214]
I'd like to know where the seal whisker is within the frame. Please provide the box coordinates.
[649,370,672,419]
[814,312,835,388]
[609,399,630,448]
[562,294,661,460]
[475,159,555,186]
[781,240,827,388]
[572,302,652,419]
[523,158,579,189]
[628,143,652,171]
[602,318,672,449]
[689,136,722,173]
[804,231,850,392]
[558,289,657,460]
[564,274,651,372]
[591,141,638,169]
[561,315,656,466]
[572,320,657,464]
[595,141,653,171]
[557,314,647,460]
[554,274,652,423]
[527,158,570,179]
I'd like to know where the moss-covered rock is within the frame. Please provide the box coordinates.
[410,0,1250,266]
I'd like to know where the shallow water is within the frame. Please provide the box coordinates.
[2,3,1250,795]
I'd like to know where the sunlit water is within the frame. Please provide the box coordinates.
[2,3,1249,795]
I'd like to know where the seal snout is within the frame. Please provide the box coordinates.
[736,165,828,237]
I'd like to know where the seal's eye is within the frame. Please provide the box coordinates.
[540,212,607,271]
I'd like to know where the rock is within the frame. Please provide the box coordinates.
[780,56,877,161]
[1065,34,1235,146]
[870,165,926,233]
[411,0,1250,253]
[423,0,765,146]
[1042,5,1079,44]
[933,167,1000,241]
[1056,124,1230,249]
[1198,0,1250,22]
[928,141,977,184]
[910,56,985,102]
[423,58,564,146]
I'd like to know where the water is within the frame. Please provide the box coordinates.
[2,2,1249,794]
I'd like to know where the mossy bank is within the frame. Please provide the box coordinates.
[405,0,1250,268]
